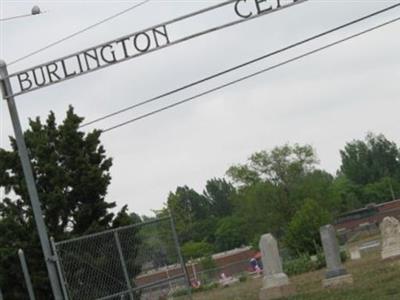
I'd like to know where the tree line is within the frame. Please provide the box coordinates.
[156,133,400,259]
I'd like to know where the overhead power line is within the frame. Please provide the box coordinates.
[8,0,151,66]
[0,11,46,22]
[100,15,400,133]
[80,2,400,128]
[8,0,237,68]
[0,13,33,22]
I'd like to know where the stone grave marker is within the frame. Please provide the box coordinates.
[320,224,353,288]
[349,246,361,260]
[380,216,400,260]
[259,234,295,300]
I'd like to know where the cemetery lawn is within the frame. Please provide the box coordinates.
[191,252,400,300]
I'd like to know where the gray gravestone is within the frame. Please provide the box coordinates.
[380,216,400,260]
[259,234,295,299]
[320,225,347,277]
[320,225,353,287]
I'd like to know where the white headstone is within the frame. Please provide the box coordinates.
[380,216,400,260]
[349,246,361,260]
[259,234,295,299]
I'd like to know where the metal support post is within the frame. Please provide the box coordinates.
[50,237,70,300]
[0,60,64,300]
[114,231,134,300]
[18,249,37,300]
[169,213,192,298]
[0,286,4,300]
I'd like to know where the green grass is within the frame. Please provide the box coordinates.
[190,252,400,300]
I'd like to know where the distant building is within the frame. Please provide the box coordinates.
[334,199,400,238]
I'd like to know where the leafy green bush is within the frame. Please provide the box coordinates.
[285,198,331,255]
[181,241,214,259]
[215,216,247,251]
[198,256,218,284]
[315,251,327,269]
[340,250,348,262]
[283,247,348,276]
[284,255,318,276]
[238,273,248,282]
[250,234,262,251]
[199,255,217,270]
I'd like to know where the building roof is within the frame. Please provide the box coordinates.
[337,199,400,219]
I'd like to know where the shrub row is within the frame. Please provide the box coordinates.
[283,251,347,276]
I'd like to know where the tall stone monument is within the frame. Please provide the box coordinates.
[320,225,353,288]
[259,234,295,300]
[380,216,400,260]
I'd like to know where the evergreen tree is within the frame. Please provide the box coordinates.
[0,106,139,299]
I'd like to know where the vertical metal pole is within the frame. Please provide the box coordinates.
[0,60,64,300]
[0,286,4,300]
[114,231,134,300]
[18,249,37,300]
[50,237,70,300]
[169,214,192,299]
[191,262,197,282]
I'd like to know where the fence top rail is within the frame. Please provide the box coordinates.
[55,215,171,245]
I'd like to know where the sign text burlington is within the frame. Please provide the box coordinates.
[8,0,304,97]
[16,26,169,92]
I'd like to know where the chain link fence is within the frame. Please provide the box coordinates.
[0,246,42,300]
[188,258,255,287]
[53,216,191,300]
[186,258,261,300]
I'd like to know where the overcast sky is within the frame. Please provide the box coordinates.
[1,0,399,216]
